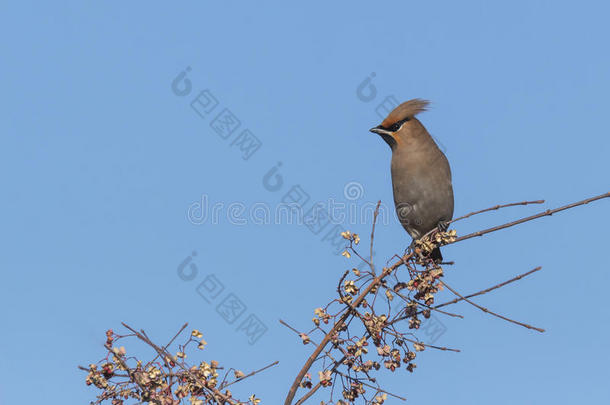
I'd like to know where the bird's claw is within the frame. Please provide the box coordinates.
[437,220,449,232]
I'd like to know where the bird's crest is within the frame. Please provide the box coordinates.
[381,99,430,128]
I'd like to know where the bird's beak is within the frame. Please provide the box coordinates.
[369,126,393,137]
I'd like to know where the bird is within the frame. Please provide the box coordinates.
[370,99,454,261]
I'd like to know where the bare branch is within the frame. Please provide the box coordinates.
[439,281,545,333]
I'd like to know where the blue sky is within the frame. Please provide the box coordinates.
[1,1,609,404]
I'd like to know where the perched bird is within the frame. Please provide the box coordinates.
[370,99,454,261]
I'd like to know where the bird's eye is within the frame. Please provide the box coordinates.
[388,117,410,132]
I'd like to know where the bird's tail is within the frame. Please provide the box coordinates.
[430,247,443,262]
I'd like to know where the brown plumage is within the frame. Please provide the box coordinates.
[380,98,429,128]
[370,99,454,261]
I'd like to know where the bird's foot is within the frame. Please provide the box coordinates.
[437,220,450,232]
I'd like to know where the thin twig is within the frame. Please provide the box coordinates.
[279,319,304,336]
[439,281,545,333]
[383,327,460,352]
[387,267,542,327]
[221,360,280,389]
[450,192,609,244]
[449,200,545,224]
[391,287,464,319]
[333,369,406,401]
[369,200,381,275]
[434,267,542,309]
[279,319,320,346]
[149,322,189,366]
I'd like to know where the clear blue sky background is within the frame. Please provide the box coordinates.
[1,1,609,404]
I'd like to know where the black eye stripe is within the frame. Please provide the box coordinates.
[386,117,410,132]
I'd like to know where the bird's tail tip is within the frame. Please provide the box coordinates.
[430,247,443,262]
